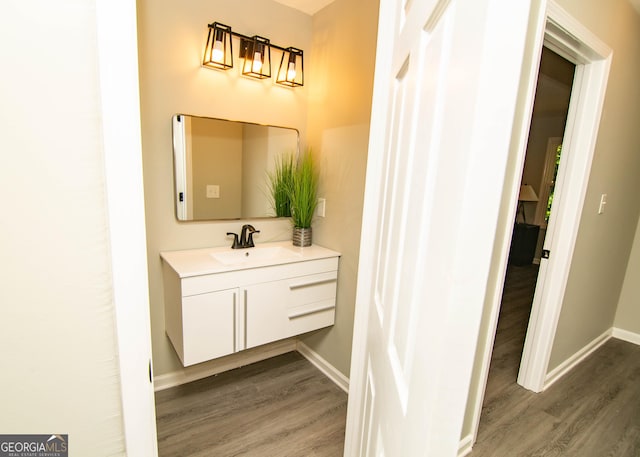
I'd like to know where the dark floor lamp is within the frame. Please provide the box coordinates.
[517,184,539,224]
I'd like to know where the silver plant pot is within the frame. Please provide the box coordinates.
[292,227,312,247]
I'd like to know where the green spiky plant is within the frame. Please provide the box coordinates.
[267,152,295,217]
[289,150,318,229]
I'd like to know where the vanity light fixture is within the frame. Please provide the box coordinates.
[202,22,233,70]
[202,21,304,87]
[276,47,304,87]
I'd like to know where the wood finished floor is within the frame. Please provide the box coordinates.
[470,264,640,457]
[155,352,347,457]
[155,264,640,457]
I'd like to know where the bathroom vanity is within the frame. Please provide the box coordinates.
[160,241,340,366]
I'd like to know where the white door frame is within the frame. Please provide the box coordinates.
[534,136,563,227]
[96,0,159,456]
[517,1,611,393]
[466,0,612,450]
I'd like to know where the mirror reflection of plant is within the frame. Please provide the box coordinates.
[267,153,295,217]
[289,150,318,229]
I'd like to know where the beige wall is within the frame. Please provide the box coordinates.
[298,0,379,376]
[0,1,125,454]
[137,0,313,376]
[548,0,640,369]
[615,216,640,334]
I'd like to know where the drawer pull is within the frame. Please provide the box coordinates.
[244,289,248,349]
[289,278,336,290]
[233,292,237,352]
[288,303,335,319]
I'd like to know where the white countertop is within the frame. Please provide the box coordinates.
[160,241,341,278]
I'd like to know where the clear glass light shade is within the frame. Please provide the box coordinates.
[211,40,224,63]
[241,36,271,79]
[202,23,233,70]
[252,52,263,73]
[276,47,304,87]
[287,62,296,80]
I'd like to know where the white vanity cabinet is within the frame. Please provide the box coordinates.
[161,242,340,367]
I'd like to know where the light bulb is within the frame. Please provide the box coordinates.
[211,40,224,63]
[252,51,263,73]
[287,61,296,80]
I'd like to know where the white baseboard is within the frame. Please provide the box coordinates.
[544,328,612,390]
[153,339,297,392]
[457,434,473,457]
[612,327,640,346]
[296,341,350,393]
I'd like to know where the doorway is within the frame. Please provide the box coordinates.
[515,47,575,266]
[477,45,575,434]
[464,3,613,452]
[517,12,613,393]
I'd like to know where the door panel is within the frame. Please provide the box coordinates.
[345,0,533,455]
[182,289,236,366]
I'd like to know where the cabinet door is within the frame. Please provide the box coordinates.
[245,271,337,349]
[182,288,237,366]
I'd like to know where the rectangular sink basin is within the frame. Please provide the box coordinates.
[210,245,302,266]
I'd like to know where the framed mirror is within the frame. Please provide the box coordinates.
[172,114,299,221]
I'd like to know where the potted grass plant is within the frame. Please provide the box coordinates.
[267,153,295,217]
[289,150,318,247]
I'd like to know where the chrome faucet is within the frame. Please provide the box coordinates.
[227,224,260,249]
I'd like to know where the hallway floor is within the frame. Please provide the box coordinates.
[470,264,640,456]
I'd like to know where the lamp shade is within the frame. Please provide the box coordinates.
[241,36,271,79]
[276,47,304,87]
[519,184,539,202]
[202,22,233,70]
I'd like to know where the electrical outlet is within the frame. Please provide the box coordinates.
[316,198,326,217]
[207,185,220,199]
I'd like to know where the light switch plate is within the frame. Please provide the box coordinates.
[207,185,220,199]
[598,193,607,214]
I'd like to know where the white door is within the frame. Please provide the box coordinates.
[345,0,533,455]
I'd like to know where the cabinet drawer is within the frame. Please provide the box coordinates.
[245,271,337,349]
[181,289,236,366]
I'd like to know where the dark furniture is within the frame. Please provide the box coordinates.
[509,223,540,266]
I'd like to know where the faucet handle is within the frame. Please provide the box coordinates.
[226,232,241,249]
[247,230,260,247]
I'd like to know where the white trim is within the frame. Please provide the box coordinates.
[534,136,563,227]
[96,0,158,456]
[518,0,612,393]
[296,341,350,393]
[612,328,640,346]
[543,329,611,389]
[343,0,395,450]
[154,339,296,392]
[466,0,549,445]
[457,434,474,457]
[172,115,187,220]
